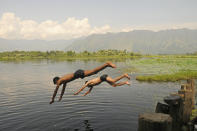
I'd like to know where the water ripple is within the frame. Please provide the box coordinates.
[0,61,182,131]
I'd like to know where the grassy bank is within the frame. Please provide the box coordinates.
[191,109,197,121]
[136,70,197,82]
[1,50,197,82]
[126,57,197,82]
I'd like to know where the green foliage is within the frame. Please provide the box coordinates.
[0,50,141,61]
[125,56,197,82]
[66,51,76,56]
[136,70,197,82]
[191,109,197,121]
[194,51,197,55]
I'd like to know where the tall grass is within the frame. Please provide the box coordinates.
[126,57,197,82]
[136,70,197,82]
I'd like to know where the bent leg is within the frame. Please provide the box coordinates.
[106,73,130,83]
[106,78,130,87]
[111,81,130,87]
[84,62,116,77]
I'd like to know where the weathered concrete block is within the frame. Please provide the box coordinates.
[138,113,172,131]
[155,102,169,114]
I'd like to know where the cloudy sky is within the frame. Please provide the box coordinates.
[0,0,197,40]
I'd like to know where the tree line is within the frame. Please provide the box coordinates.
[0,50,142,60]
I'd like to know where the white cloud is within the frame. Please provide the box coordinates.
[121,23,197,32]
[0,12,197,40]
[0,12,111,40]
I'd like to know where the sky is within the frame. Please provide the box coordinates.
[0,0,197,40]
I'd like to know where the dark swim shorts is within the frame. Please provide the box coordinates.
[74,69,85,79]
[100,74,108,81]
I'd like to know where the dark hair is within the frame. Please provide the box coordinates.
[53,76,60,84]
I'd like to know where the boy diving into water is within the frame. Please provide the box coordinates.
[50,62,116,104]
[74,73,130,96]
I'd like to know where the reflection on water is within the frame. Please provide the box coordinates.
[0,60,181,131]
[74,120,94,131]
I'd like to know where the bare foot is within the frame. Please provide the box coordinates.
[125,81,130,85]
[124,73,131,80]
[106,61,116,68]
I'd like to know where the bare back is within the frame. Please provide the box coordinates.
[87,77,102,86]
[57,73,75,85]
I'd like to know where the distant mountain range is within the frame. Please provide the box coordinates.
[0,38,74,52]
[0,29,197,54]
[66,29,197,54]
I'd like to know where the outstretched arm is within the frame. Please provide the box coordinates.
[58,83,66,102]
[83,86,93,96]
[50,85,60,104]
[74,83,88,95]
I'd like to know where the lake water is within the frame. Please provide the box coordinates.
[0,60,181,131]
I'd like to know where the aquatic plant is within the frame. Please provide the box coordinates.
[136,70,197,82]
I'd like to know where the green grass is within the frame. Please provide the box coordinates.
[1,51,197,82]
[125,57,197,82]
[191,109,197,121]
[136,70,197,82]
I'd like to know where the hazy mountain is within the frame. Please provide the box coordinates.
[66,29,197,54]
[1,29,197,54]
[0,38,74,52]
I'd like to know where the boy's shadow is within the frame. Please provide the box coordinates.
[74,120,94,131]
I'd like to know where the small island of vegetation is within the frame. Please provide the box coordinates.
[0,50,141,61]
[0,50,197,82]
